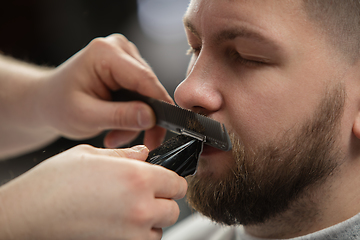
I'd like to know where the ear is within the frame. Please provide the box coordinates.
[353,112,360,140]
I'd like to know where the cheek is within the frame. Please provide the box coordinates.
[223,72,323,147]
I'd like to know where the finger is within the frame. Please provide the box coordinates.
[152,199,181,228]
[90,35,173,104]
[111,145,149,160]
[143,126,167,151]
[104,129,141,148]
[106,34,150,69]
[151,167,188,199]
[109,54,173,103]
[149,228,163,240]
[84,96,156,130]
[93,44,159,94]
[86,144,149,160]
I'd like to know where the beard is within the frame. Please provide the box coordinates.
[186,84,346,226]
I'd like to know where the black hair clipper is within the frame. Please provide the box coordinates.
[146,135,203,177]
[112,89,232,177]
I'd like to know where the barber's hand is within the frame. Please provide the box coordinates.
[0,145,187,240]
[37,34,172,150]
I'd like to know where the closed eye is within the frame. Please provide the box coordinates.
[186,46,268,67]
[228,49,268,67]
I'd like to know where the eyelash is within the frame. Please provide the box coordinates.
[186,46,265,67]
[186,46,201,56]
[228,50,265,67]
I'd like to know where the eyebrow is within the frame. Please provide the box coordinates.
[183,18,201,39]
[183,17,280,49]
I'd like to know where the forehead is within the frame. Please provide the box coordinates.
[184,0,338,65]
[184,0,308,44]
[186,0,304,19]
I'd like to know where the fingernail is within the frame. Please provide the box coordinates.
[137,108,153,128]
[131,145,148,152]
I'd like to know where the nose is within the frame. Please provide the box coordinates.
[174,53,223,116]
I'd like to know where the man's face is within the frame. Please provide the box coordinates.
[174,0,353,226]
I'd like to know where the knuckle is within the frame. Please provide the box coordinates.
[128,41,140,53]
[89,36,122,53]
[89,37,108,49]
[110,33,128,42]
[107,33,129,47]
[113,104,129,128]
[73,144,94,153]
[87,38,115,57]
[140,67,156,80]
[134,67,157,89]
[130,202,153,225]
[113,104,133,128]
[70,145,99,162]
[129,168,151,190]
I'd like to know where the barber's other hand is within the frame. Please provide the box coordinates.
[0,145,187,240]
[37,34,172,150]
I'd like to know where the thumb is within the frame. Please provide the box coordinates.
[111,145,150,161]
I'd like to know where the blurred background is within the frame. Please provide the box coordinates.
[0,0,192,230]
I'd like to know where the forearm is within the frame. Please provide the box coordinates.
[0,55,59,159]
[0,185,13,239]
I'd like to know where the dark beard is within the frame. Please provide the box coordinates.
[186,84,345,226]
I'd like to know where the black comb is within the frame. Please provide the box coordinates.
[111,89,232,151]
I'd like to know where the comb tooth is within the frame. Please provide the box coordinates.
[167,104,189,127]
[196,115,224,140]
[112,89,232,151]
[154,100,231,150]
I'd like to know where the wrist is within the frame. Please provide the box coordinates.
[0,56,59,158]
[31,69,58,130]
[0,56,54,128]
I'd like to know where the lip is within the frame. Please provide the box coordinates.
[201,144,224,156]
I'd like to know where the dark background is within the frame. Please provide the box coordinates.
[0,0,139,184]
[0,0,192,227]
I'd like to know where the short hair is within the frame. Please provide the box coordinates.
[303,0,360,62]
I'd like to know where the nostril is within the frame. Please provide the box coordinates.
[192,106,209,117]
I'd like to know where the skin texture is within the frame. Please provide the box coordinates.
[0,34,172,159]
[174,0,360,238]
[186,84,345,226]
[0,34,187,240]
[0,145,187,240]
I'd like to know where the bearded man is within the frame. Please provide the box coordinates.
[163,0,360,239]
